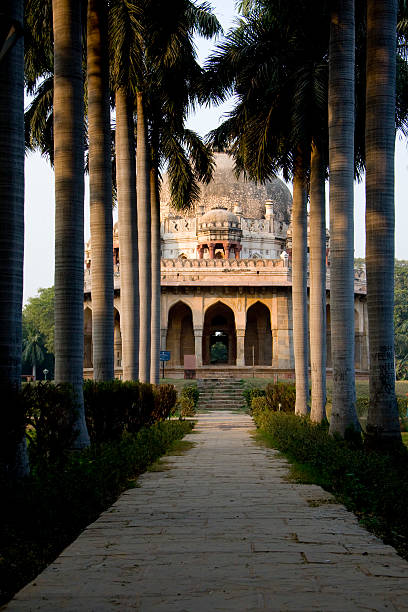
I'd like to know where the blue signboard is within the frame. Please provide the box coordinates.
[160,350,171,362]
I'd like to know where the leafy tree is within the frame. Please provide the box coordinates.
[23,286,54,353]
[22,329,45,380]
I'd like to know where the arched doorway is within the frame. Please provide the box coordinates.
[244,302,272,365]
[203,302,236,365]
[326,304,332,368]
[114,308,122,369]
[166,302,195,366]
[84,308,93,368]
[354,309,361,369]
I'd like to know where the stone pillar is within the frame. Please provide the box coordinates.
[160,328,167,350]
[208,243,215,259]
[235,244,242,259]
[223,242,230,259]
[236,328,245,366]
[194,328,203,367]
[197,245,204,259]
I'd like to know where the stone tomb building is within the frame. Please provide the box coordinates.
[84,153,368,379]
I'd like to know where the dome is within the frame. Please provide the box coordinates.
[160,152,292,222]
[199,206,239,228]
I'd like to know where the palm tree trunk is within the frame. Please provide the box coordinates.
[0,1,28,477]
[328,0,359,435]
[136,91,151,383]
[309,143,327,422]
[150,166,161,384]
[115,88,139,381]
[365,0,401,445]
[87,0,114,381]
[292,156,309,416]
[53,0,90,447]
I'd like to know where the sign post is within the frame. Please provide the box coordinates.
[160,350,171,379]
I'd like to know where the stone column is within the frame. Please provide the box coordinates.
[208,243,215,259]
[235,244,242,259]
[160,328,167,350]
[236,328,245,366]
[198,245,204,259]
[194,327,203,367]
[223,242,230,259]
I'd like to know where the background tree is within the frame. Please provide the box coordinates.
[22,329,45,380]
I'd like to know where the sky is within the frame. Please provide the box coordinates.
[23,0,408,303]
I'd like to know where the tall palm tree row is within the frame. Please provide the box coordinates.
[87,0,114,382]
[365,0,401,445]
[0,0,29,477]
[52,0,89,447]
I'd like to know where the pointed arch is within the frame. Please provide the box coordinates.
[244,301,272,365]
[166,301,195,366]
[203,301,236,365]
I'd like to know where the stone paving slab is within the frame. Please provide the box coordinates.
[4,411,408,611]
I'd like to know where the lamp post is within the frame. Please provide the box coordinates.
[43,369,49,381]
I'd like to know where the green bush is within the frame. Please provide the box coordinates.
[178,396,196,417]
[243,387,265,410]
[180,384,199,408]
[84,380,156,443]
[23,382,79,468]
[152,384,178,421]
[253,410,408,560]
[0,384,27,481]
[0,420,193,606]
[250,395,269,412]
[264,382,296,412]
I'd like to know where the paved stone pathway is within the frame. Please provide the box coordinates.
[5,411,408,611]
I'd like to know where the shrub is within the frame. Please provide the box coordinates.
[180,384,199,408]
[152,384,178,421]
[23,382,79,467]
[84,380,156,443]
[243,387,265,410]
[0,384,27,481]
[178,396,196,417]
[250,396,269,413]
[264,382,296,412]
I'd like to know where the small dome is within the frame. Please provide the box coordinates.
[199,206,239,228]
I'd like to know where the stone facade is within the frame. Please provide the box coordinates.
[83,153,369,379]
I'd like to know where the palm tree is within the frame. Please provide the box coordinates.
[365,0,401,446]
[328,0,360,435]
[136,89,152,383]
[52,0,89,447]
[0,1,28,477]
[109,0,142,381]
[87,0,114,382]
[309,142,327,422]
[23,330,45,380]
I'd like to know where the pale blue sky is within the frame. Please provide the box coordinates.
[23,0,408,302]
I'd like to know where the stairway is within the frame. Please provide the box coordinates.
[197,378,246,412]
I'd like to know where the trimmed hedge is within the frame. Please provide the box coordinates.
[0,420,193,605]
[253,409,408,560]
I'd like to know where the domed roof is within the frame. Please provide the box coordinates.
[160,152,292,222]
[199,206,239,227]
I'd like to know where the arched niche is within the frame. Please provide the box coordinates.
[114,308,122,368]
[203,301,236,365]
[244,301,272,365]
[84,308,93,368]
[166,301,195,366]
[326,304,332,368]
